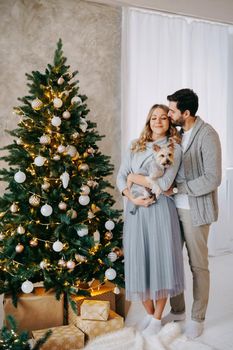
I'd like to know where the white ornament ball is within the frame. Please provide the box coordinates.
[78,195,90,206]
[57,77,65,85]
[53,155,61,161]
[21,280,34,294]
[66,145,77,157]
[57,144,66,153]
[71,96,82,104]
[80,185,90,195]
[53,97,63,108]
[0,233,5,241]
[52,240,63,252]
[34,156,46,167]
[62,110,71,119]
[76,227,88,237]
[66,260,75,269]
[113,286,120,295]
[29,195,40,207]
[105,268,117,281]
[40,260,48,269]
[17,225,25,234]
[31,98,43,110]
[16,138,22,145]
[40,204,53,217]
[105,220,115,231]
[108,252,118,262]
[10,203,19,213]
[58,202,67,210]
[51,116,62,127]
[39,134,51,145]
[14,170,26,183]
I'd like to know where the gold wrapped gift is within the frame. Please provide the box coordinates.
[76,310,124,340]
[80,300,110,321]
[3,287,64,334]
[68,286,115,325]
[32,325,84,350]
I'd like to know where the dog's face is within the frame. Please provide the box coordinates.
[153,143,174,168]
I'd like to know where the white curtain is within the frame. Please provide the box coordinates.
[121,7,233,255]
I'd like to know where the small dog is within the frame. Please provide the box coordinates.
[130,141,175,202]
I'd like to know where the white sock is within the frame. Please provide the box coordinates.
[142,317,161,337]
[185,320,204,339]
[135,314,153,331]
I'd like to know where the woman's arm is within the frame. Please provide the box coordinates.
[127,173,152,189]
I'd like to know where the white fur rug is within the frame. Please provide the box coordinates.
[84,323,213,350]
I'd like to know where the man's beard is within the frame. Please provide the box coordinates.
[171,116,184,127]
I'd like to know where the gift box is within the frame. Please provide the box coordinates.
[68,285,115,325]
[32,324,84,350]
[3,287,64,334]
[76,310,124,340]
[114,287,131,318]
[81,300,110,321]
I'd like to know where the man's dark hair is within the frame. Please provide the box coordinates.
[167,88,199,116]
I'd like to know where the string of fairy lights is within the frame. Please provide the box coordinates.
[0,71,123,296]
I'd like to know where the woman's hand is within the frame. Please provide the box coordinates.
[131,196,155,207]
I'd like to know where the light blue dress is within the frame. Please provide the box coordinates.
[117,137,184,301]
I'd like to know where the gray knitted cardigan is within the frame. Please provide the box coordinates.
[176,116,222,226]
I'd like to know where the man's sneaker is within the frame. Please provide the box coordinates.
[185,320,204,339]
[135,314,153,331]
[161,312,185,325]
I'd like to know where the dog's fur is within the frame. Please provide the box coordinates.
[130,141,175,201]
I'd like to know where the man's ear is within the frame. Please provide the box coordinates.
[183,109,191,118]
[153,144,161,152]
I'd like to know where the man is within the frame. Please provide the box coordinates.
[162,88,222,339]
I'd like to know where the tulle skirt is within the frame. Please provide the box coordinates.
[123,195,184,301]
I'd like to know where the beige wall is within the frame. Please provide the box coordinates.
[86,0,233,24]
[0,0,122,204]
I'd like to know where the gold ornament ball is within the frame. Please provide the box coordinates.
[29,195,40,207]
[112,246,124,257]
[17,225,25,234]
[67,209,77,219]
[29,238,38,247]
[91,204,100,213]
[15,243,24,253]
[31,98,43,110]
[71,132,80,139]
[45,241,50,249]
[10,203,19,213]
[58,259,66,267]
[75,254,86,263]
[78,163,89,172]
[83,152,89,158]
[62,110,71,120]
[58,202,67,211]
[105,231,113,240]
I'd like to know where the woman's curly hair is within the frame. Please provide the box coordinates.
[131,104,181,152]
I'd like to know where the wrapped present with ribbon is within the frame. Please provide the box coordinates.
[80,300,110,321]
[76,310,124,340]
[68,284,115,325]
[32,324,84,350]
[3,287,64,334]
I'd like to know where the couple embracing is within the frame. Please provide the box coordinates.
[117,88,222,339]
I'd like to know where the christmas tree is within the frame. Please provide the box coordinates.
[0,315,51,350]
[0,39,124,306]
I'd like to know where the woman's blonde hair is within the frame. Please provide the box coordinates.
[131,104,181,152]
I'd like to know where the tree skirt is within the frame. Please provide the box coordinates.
[84,323,213,350]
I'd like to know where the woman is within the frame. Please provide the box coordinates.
[116,104,184,336]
